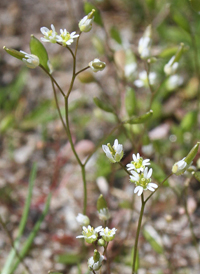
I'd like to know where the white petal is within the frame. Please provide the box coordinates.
[76,235,84,238]
[102,145,109,153]
[148,183,158,188]
[113,139,119,150]
[147,186,155,192]
[116,144,122,154]
[137,153,140,159]
[132,154,137,161]
[147,168,153,178]
[134,80,144,88]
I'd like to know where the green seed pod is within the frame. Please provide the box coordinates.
[125,88,137,117]
[126,110,153,124]
[3,46,24,60]
[97,194,107,212]
[184,142,199,165]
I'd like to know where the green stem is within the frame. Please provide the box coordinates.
[51,79,68,133]
[81,165,87,215]
[119,162,131,175]
[40,65,65,97]
[145,173,173,204]
[132,193,145,274]
[75,66,90,77]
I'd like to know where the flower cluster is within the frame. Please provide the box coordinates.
[127,153,157,196]
[40,24,79,46]
[76,218,117,272]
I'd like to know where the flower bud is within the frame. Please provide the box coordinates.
[20,51,40,69]
[88,250,104,271]
[79,9,95,33]
[89,58,106,72]
[172,142,199,176]
[76,213,90,226]
[98,239,106,246]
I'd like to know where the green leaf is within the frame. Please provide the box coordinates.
[125,88,137,117]
[143,226,164,254]
[159,47,179,58]
[180,110,198,131]
[91,35,105,55]
[0,114,15,133]
[1,164,37,274]
[110,26,122,44]
[30,35,50,72]
[9,193,51,274]
[93,97,113,113]
[84,2,103,27]
[173,11,190,33]
[126,110,153,124]
[97,194,107,211]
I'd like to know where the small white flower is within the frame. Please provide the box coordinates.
[124,62,137,79]
[98,208,110,221]
[79,9,95,33]
[56,29,79,46]
[102,139,123,163]
[89,58,106,72]
[76,213,90,226]
[164,56,179,75]
[20,51,39,69]
[126,153,150,173]
[172,157,192,176]
[40,24,57,43]
[166,74,184,90]
[138,25,152,59]
[134,71,157,88]
[130,167,158,196]
[100,227,117,242]
[88,251,104,271]
[76,225,102,244]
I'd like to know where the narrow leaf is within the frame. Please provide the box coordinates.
[93,97,113,113]
[110,26,122,44]
[126,110,153,124]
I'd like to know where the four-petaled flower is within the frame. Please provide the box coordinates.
[76,225,102,244]
[40,24,57,43]
[20,51,39,69]
[130,167,158,196]
[102,139,123,163]
[126,153,150,173]
[56,29,79,46]
[100,227,117,242]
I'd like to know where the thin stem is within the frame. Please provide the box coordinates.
[51,79,68,133]
[64,97,82,167]
[119,162,131,176]
[81,166,87,215]
[145,173,173,204]
[0,216,33,274]
[75,32,81,57]
[92,270,96,274]
[40,65,65,97]
[132,193,145,274]
[75,66,90,77]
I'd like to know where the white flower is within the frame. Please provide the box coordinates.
[100,227,117,242]
[130,167,158,196]
[89,58,106,72]
[76,213,90,226]
[40,24,57,43]
[88,251,104,271]
[134,71,157,88]
[56,29,79,46]
[164,56,179,75]
[20,51,39,69]
[76,225,102,244]
[126,153,150,173]
[124,62,137,79]
[166,74,184,90]
[172,157,191,176]
[138,25,152,59]
[98,208,110,221]
[102,139,123,163]
[79,9,95,32]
